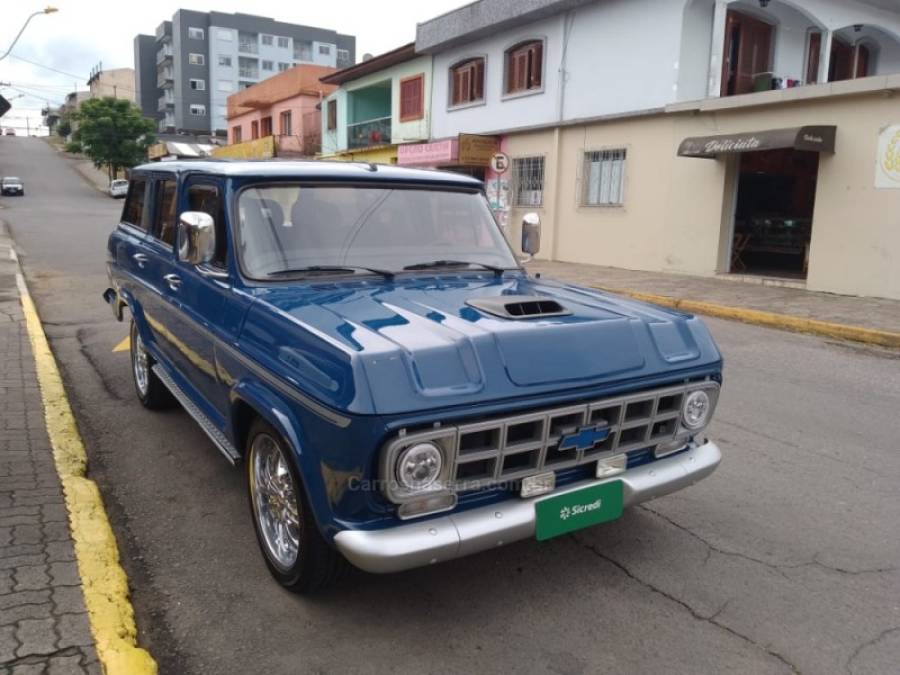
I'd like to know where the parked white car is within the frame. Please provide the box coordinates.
[108,179,129,199]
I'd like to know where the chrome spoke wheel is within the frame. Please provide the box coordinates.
[132,332,150,396]
[250,433,300,571]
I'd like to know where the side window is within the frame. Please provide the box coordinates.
[156,179,178,246]
[186,183,227,267]
[122,178,149,230]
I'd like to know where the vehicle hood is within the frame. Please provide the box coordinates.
[240,272,722,416]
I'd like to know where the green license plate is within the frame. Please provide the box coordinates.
[534,481,623,541]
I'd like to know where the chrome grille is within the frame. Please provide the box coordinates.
[450,383,710,490]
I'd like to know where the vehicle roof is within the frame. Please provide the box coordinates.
[130,159,484,187]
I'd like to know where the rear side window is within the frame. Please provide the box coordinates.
[156,180,178,246]
[122,178,149,230]
[186,183,227,267]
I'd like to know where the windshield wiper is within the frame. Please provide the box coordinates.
[266,265,395,279]
[402,259,507,276]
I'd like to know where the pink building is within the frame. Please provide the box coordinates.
[226,64,338,157]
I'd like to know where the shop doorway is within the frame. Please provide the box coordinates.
[730,149,819,278]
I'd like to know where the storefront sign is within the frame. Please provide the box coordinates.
[212,135,275,159]
[678,125,836,158]
[875,124,900,189]
[458,134,499,166]
[397,139,458,166]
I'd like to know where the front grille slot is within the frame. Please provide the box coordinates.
[447,383,706,491]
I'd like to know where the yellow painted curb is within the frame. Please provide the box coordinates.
[16,276,157,675]
[112,336,130,353]
[598,285,900,349]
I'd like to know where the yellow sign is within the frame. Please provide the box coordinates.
[876,125,900,188]
[458,134,499,166]
[212,135,276,159]
[147,142,168,160]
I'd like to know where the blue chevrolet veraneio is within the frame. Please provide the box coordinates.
[104,160,723,593]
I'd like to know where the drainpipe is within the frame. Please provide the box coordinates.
[548,10,576,263]
[557,10,576,122]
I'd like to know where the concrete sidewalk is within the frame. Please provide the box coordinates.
[0,228,101,673]
[530,260,900,343]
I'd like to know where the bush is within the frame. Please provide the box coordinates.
[64,141,82,154]
[57,120,72,137]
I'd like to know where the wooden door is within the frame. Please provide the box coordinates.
[721,10,774,96]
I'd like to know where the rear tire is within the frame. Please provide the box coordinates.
[130,319,174,409]
[246,418,349,593]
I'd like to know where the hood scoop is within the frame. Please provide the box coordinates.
[466,295,571,320]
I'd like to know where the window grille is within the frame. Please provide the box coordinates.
[512,157,545,207]
[583,149,626,206]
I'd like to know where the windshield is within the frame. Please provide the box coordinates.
[236,184,518,278]
[3,178,20,184]
[112,180,128,186]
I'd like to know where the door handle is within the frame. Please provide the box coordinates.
[163,273,182,291]
[132,253,148,268]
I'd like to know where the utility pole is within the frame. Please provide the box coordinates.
[0,7,59,62]
[26,116,30,135]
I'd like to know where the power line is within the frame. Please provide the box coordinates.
[8,53,85,81]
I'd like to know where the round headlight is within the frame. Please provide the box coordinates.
[682,390,711,430]
[396,442,443,491]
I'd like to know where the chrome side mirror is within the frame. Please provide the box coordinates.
[521,212,541,262]
[177,211,216,266]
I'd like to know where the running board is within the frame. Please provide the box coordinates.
[152,364,241,465]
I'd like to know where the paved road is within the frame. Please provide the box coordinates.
[2,136,899,675]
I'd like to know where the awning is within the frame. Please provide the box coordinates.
[678,125,836,159]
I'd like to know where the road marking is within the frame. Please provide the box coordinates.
[15,267,157,674]
[113,336,130,352]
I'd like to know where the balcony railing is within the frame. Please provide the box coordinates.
[347,116,391,149]
[156,72,174,88]
[156,48,173,65]
[239,41,258,54]
[238,68,259,79]
[157,94,174,111]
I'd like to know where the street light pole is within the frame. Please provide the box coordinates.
[0,7,59,62]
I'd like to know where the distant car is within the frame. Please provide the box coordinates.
[4,129,15,136]
[108,179,129,198]
[1,177,24,196]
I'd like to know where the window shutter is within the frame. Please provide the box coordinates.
[400,76,423,121]
[529,43,542,88]
[474,59,484,100]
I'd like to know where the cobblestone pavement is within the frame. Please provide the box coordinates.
[0,233,100,674]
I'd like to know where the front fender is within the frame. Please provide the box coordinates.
[228,378,339,539]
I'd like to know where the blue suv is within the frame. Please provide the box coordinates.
[105,160,723,592]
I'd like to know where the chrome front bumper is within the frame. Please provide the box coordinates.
[335,440,721,573]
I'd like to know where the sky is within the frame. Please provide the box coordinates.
[0,0,470,132]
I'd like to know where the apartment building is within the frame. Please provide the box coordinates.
[134,10,354,136]
[408,0,900,300]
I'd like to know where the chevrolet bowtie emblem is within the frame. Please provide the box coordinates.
[558,424,610,452]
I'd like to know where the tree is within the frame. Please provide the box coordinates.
[56,118,71,138]
[73,97,156,181]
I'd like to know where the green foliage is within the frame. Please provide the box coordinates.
[73,97,156,174]
[64,140,82,154]
[56,119,72,137]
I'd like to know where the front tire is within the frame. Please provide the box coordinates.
[246,419,348,593]
[130,319,174,409]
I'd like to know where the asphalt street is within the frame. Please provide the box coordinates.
[1,136,898,675]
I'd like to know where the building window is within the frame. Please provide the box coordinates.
[277,36,289,49]
[239,32,258,54]
[218,55,232,67]
[188,27,205,40]
[262,60,273,71]
[505,40,543,94]
[337,48,350,66]
[188,53,205,66]
[189,78,205,91]
[450,57,485,106]
[251,120,259,139]
[261,34,274,46]
[327,99,336,130]
[583,149,626,206]
[260,116,272,136]
[318,44,331,55]
[277,62,290,72]
[232,126,242,143]
[122,178,148,230]
[217,80,233,92]
[399,74,424,122]
[190,104,206,116]
[217,29,233,41]
[280,110,292,136]
[294,41,312,61]
[512,156,545,207]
